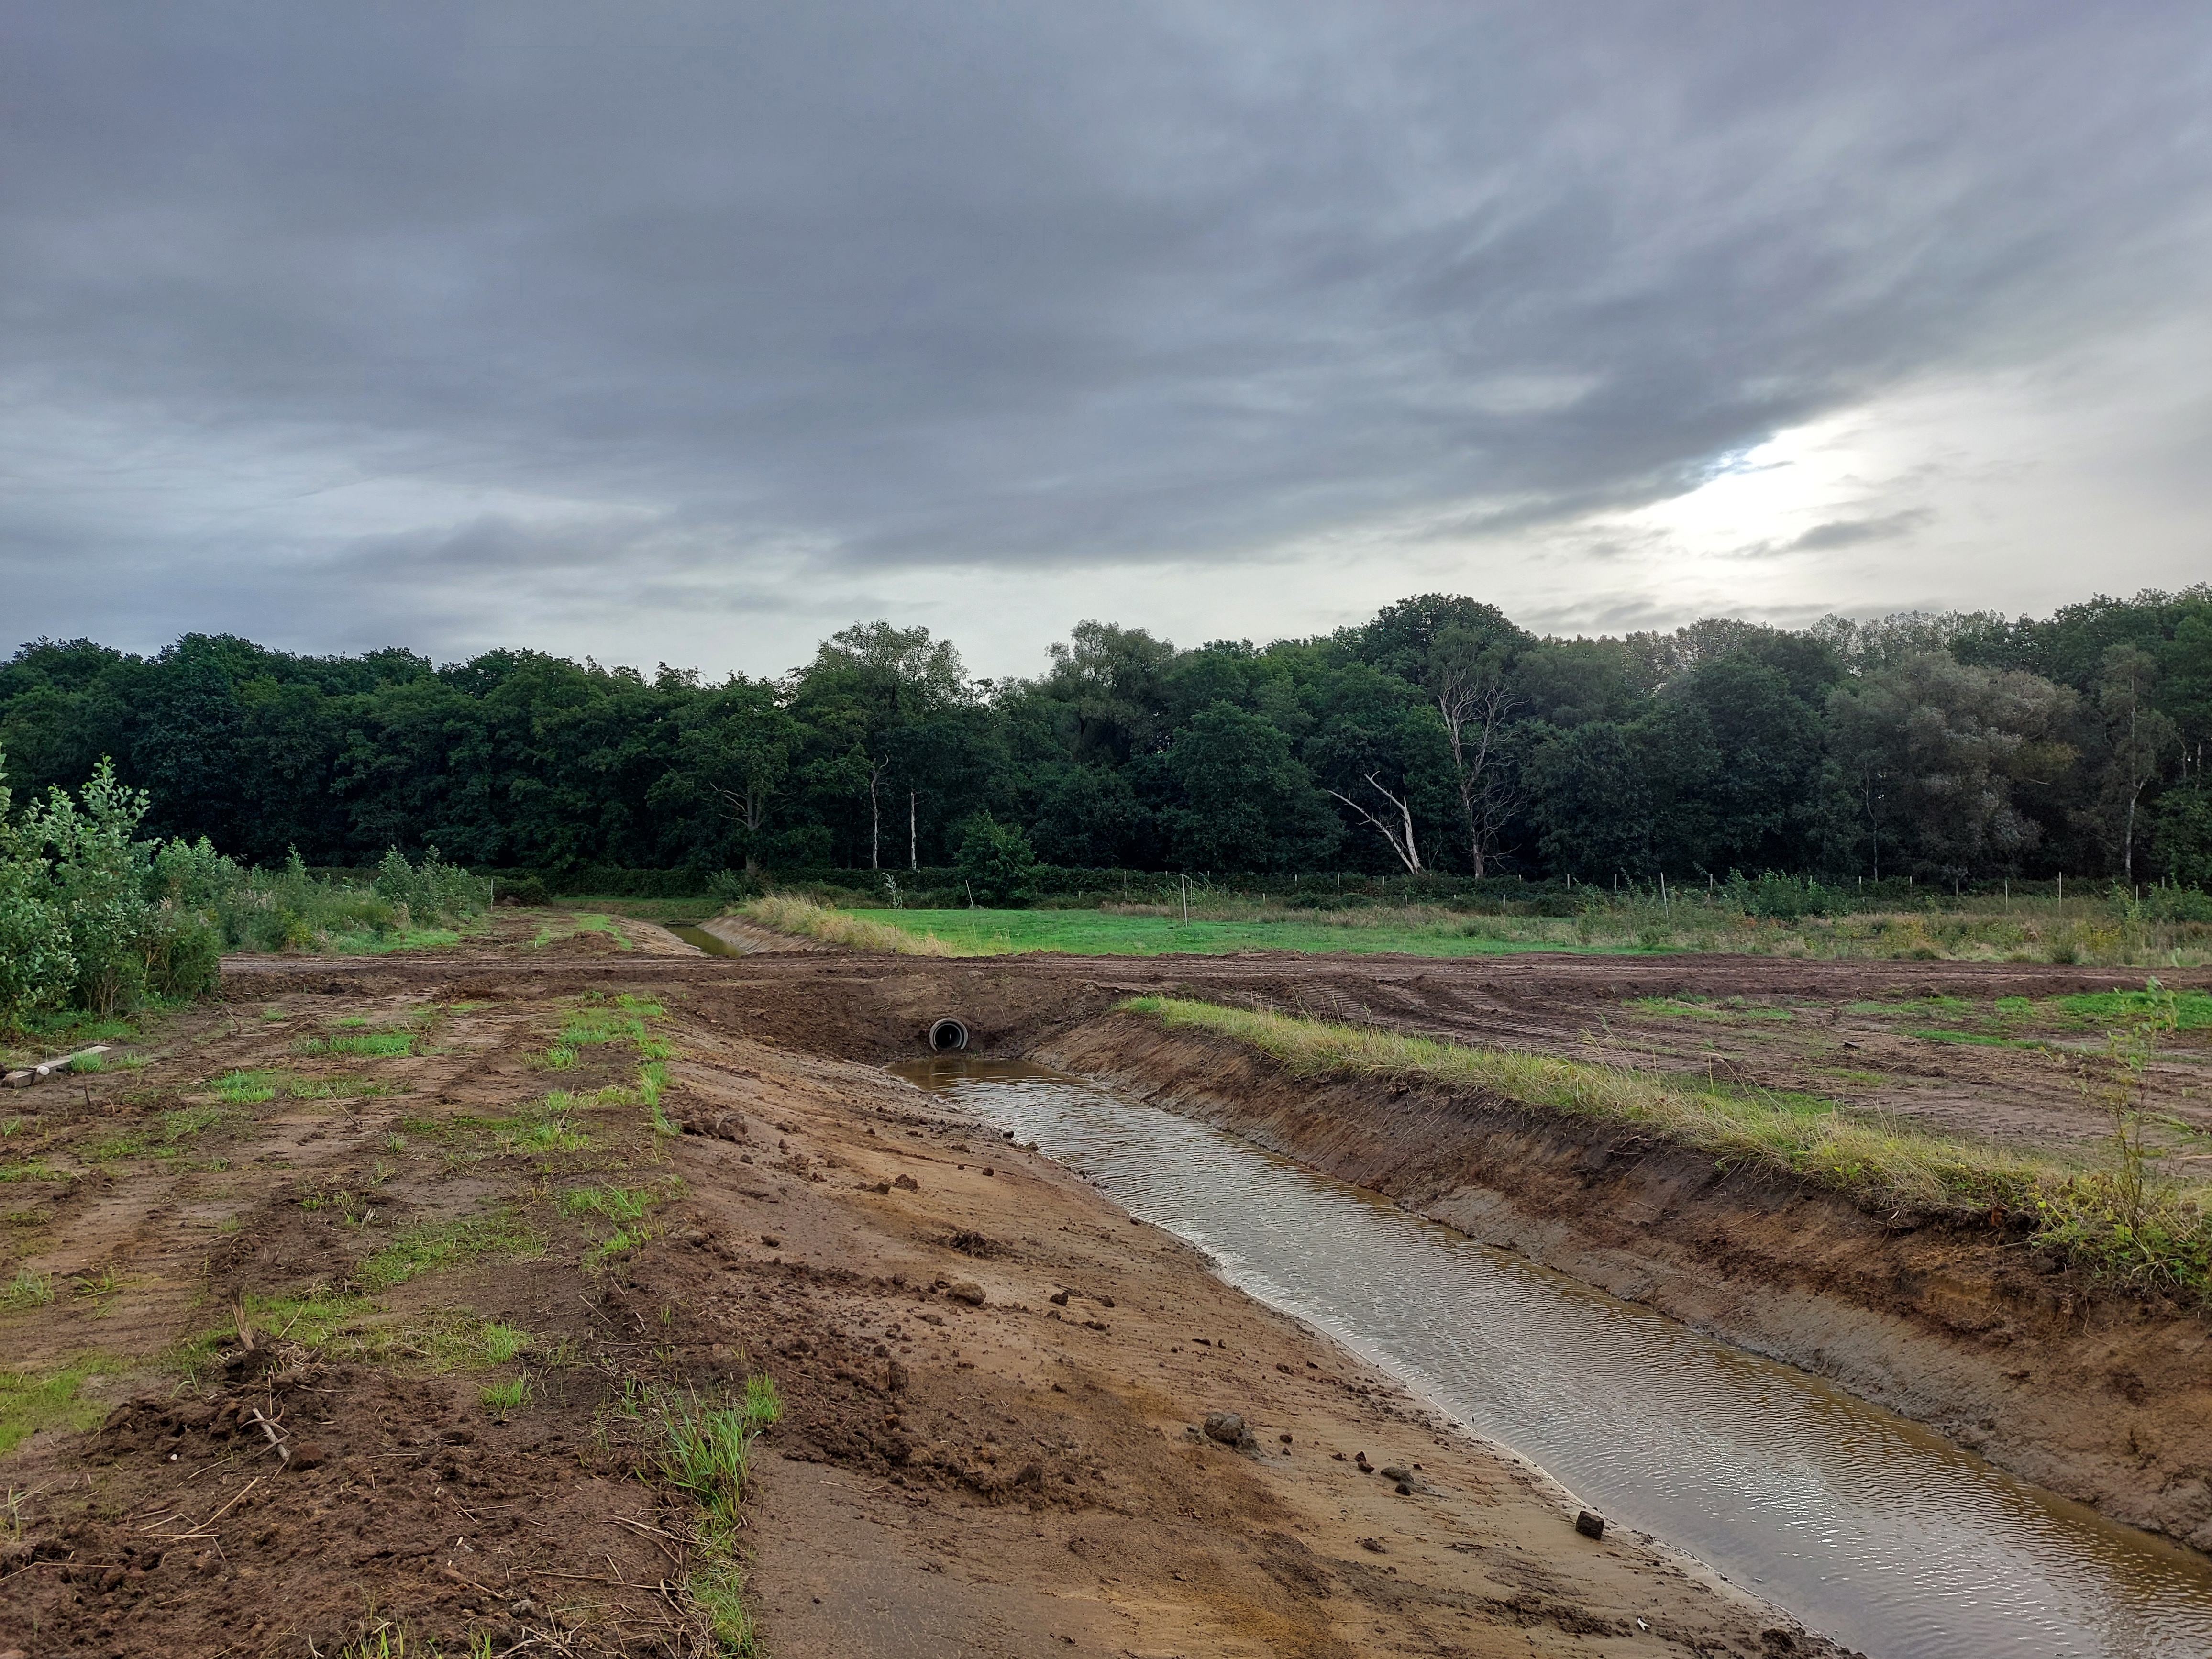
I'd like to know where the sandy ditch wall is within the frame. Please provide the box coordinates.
[1033,1012,2212,1554]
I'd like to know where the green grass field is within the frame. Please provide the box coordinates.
[843,907,1601,957]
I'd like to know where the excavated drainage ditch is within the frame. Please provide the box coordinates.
[891,1054,2212,1659]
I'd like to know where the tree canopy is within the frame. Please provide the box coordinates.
[6,586,2211,886]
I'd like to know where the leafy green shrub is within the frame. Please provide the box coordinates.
[954,812,1040,906]
[2143,885,2212,924]
[374,844,488,920]
[1723,871,1845,920]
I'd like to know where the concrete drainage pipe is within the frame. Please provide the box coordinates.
[928,1017,970,1052]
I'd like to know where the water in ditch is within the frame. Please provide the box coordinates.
[889,1054,2212,1659]
[667,922,743,955]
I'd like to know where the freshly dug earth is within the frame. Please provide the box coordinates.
[206,921,2212,1548]
[1038,1013,2212,1554]
[0,935,1846,1657]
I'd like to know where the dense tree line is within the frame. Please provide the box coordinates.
[4,590,2211,889]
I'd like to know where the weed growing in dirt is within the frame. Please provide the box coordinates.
[530,912,635,951]
[296,1030,415,1059]
[214,1068,280,1103]
[83,1101,229,1163]
[288,1074,407,1101]
[0,1160,67,1184]
[356,1211,544,1291]
[2033,985,2212,1299]
[3,1267,53,1308]
[654,1376,783,1654]
[480,1373,531,1414]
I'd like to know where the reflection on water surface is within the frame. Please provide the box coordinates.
[891,1055,2212,1659]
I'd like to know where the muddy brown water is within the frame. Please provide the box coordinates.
[667,922,743,954]
[891,1055,2212,1659]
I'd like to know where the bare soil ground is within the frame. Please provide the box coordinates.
[0,917,1855,1659]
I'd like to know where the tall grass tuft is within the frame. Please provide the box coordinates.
[655,1376,784,1654]
[737,893,957,956]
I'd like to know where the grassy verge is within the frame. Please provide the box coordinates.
[832,907,1597,958]
[737,895,956,955]
[1123,995,2212,1301]
[729,890,2212,965]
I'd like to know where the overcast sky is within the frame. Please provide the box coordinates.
[5,2,2208,681]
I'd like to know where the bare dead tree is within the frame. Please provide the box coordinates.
[1432,666,1518,876]
[1329,773,1422,873]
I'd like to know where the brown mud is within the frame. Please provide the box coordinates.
[0,919,1862,1658]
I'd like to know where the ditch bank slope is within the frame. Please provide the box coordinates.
[1035,1012,2212,1553]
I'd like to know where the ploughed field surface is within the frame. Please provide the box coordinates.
[235,907,2212,1151]
[0,910,1861,1659]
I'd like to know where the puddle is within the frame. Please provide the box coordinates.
[667,922,743,956]
[891,1054,2212,1659]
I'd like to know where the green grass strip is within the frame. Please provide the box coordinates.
[1126,995,2212,1300]
[1125,994,2050,1213]
[357,1211,544,1291]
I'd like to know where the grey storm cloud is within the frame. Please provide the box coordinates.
[1791,510,1937,553]
[3,1,2210,672]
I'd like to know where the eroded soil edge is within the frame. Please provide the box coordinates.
[1036,1012,2212,1553]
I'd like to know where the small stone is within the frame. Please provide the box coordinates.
[893,1174,919,1191]
[1575,1510,1606,1540]
[760,1234,782,1247]
[946,1282,985,1306]
[1049,1289,1070,1306]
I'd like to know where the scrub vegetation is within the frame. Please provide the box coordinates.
[0,747,487,1035]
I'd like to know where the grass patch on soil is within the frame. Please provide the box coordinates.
[762,902,1597,959]
[531,912,635,951]
[655,1376,783,1654]
[1126,995,2212,1300]
[2061,989,2212,1030]
[295,1030,415,1059]
[287,1075,408,1101]
[562,1181,678,1264]
[326,922,478,956]
[357,1210,544,1292]
[0,1356,122,1454]
[84,1102,230,1162]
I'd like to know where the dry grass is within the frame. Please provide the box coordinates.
[737,894,958,956]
